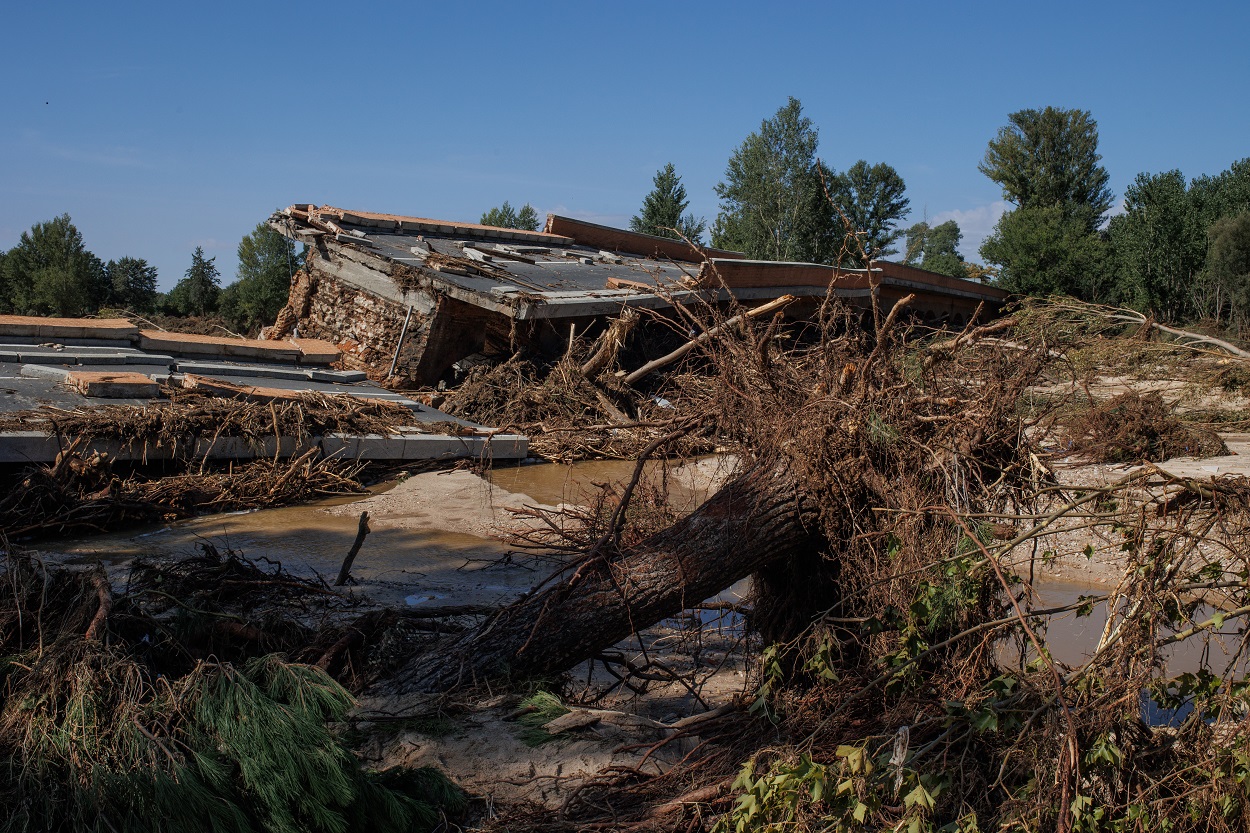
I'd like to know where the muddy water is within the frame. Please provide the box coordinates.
[39,457,1231,684]
[486,456,734,511]
[42,457,736,609]
[1028,579,1238,674]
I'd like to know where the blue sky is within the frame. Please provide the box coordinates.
[2,1,1247,290]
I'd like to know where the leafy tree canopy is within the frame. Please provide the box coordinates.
[712,97,834,263]
[481,201,541,232]
[903,219,968,279]
[828,160,910,262]
[981,205,1109,299]
[2,214,107,316]
[979,106,1114,230]
[1107,170,1205,320]
[1203,212,1250,327]
[220,221,299,332]
[105,257,159,314]
[630,163,707,243]
[166,246,221,317]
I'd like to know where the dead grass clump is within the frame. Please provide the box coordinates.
[447,354,714,462]
[0,389,419,453]
[0,450,368,539]
[1070,391,1227,463]
[1208,360,1250,393]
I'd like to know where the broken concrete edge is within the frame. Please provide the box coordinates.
[0,430,529,464]
[66,371,161,398]
[0,316,343,367]
[0,316,139,341]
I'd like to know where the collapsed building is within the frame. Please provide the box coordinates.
[267,205,1009,386]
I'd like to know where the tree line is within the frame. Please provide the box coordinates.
[490,99,1250,330]
[0,216,302,334]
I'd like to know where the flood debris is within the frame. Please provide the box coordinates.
[0,549,467,832]
[11,278,1250,831]
[1069,390,1228,463]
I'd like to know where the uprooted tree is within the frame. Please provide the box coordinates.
[10,278,1250,832]
[396,293,1250,833]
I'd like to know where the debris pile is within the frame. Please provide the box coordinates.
[0,550,466,832]
[1070,390,1227,463]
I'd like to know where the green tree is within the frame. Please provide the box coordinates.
[2,214,107,316]
[712,97,834,263]
[516,203,540,232]
[1107,171,1205,321]
[630,163,707,242]
[481,201,541,231]
[979,107,1115,299]
[978,106,1113,231]
[221,221,298,332]
[167,247,221,317]
[903,220,969,279]
[1190,158,1250,230]
[105,257,159,313]
[1202,212,1250,327]
[828,160,910,262]
[981,205,1109,298]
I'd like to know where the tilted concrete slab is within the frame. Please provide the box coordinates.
[0,429,527,464]
[138,332,340,365]
[66,371,162,398]
[0,316,139,341]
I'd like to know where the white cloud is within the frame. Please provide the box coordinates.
[932,201,1010,260]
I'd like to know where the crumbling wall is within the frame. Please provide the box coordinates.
[268,248,514,387]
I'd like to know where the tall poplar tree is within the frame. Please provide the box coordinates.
[712,97,834,263]
[979,107,1114,298]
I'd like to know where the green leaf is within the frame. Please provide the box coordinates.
[904,783,935,810]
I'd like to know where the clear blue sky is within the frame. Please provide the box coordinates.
[2,1,1247,290]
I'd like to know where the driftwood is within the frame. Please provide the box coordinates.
[1110,309,1250,359]
[394,463,816,693]
[334,511,371,586]
[581,308,640,377]
[622,295,797,386]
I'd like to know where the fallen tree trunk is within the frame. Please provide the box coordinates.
[394,463,817,693]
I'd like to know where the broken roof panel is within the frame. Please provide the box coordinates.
[274,204,1008,322]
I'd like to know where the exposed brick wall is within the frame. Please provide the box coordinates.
[291,268,431,384]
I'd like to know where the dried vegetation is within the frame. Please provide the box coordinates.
[451,295,1250,833]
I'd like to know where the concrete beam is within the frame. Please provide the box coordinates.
[0,429,528,464]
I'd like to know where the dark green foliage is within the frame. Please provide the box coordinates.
[166,247,221,317]
[978,107,1114,301]
[1204,212,1250,328]
[712,97,836,263]
[981,205,1109,298]
[480,201,541,231]
[219,222,299,333]
[903,220,969,279]
[1,214,108,316]
[827,160,910,262]
[630,162,707,243]
[105,256,159,313]
[978,106,1114,229]
[1107,170,1207,320]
